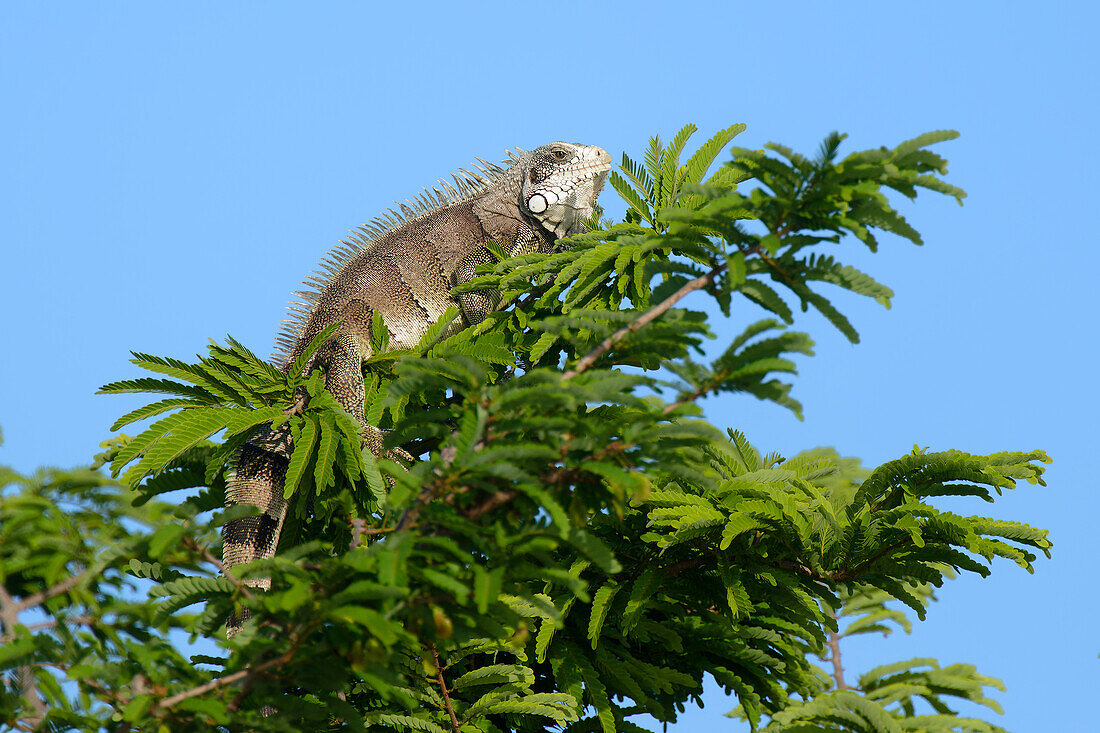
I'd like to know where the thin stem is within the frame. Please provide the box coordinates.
[159,668,251,709]
[189,535,253,600]
[0,616,96,643]
[0,583,48,722]
[430,643,461,733]
[464,489,519,520]
[350,517,367,550]
[832,540,909,582]
[395,479,444,531]
[562,262,728,380]
[824,606,848,690]
[159,652,287,709]
[16,572,86,612]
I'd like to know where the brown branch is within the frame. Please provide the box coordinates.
[350,517,367,550]
[824,606,848,690]
[363,525,403,535]
[0,582,21,635]
[772,558,828,582]
[562,262,728,380]
[186,536,254,600]
[463,442,631,522]
[395,479,444,531]
[160,667,251,709]
[285,391,308,416]
[0,615,97,643]
[831,540,910,582]
[0,583,47,722]
[15,571,86,612]
[464,489,520,521]
[429,643,462,733]
[183,536,224,573]
[158,653,287,709]
[662,556,709,578]
[80,676,131,706]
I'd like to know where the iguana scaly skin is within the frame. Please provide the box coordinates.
[223,142,611,631]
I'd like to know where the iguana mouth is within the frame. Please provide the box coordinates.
[579,147,612,197]
[570,147,612,180]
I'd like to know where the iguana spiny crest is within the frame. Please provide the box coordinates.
[223,142,611,630]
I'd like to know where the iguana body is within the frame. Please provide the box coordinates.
[223,142,611,629]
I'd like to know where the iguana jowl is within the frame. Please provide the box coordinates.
[223,142,611,629]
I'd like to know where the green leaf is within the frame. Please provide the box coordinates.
[588,582,619,649]
[452,664,534,690]
[284,415,318,499]
[313,412,339,493]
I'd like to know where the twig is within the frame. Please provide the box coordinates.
[464,489,519,521]
[429,643,461,733]
[183,536,224,573]
[0,583,48,721]
[285,392,308,416]
[16,572,86,612]
[824,606,848,690]
[662,379,725,415]
[187,536,253,600]
[562,262,727,380]
[662,556,709,578]
[0,616,97,643]
[158,654,286,709]
[395,480,444,531]
[831,540,910,582]
[350,517,367,550]
[160,668,251,709]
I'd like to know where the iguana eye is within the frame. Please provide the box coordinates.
[553,150,567,160]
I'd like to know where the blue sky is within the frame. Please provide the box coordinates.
[2,2,1097,729]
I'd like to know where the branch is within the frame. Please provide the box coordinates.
[395,479,444,531]
[159,668,251,709]
[824,606,848,690]
[285,391,308,416]
[663,556,709,578]
[464,489,519,521]
[158,653,286,709]
[16,571,86,612]
[0,616,96,643]
[831,540,911,582]
[350,516,367,550]
[562,262,728,380]
[186,536,253,600]
[429,643,462,733]
[0,583,47,721]
[0,582,20,636]
[183,536,224,573]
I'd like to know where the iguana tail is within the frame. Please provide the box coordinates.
[222,443,289,636]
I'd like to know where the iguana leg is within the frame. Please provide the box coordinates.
[454,247,498,326]
[454,228,545,326]
[316,302,402,459]
[320,331,369,424]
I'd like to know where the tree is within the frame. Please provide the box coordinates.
[1,124,1050,732]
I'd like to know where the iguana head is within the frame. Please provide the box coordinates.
[520,142,612,238]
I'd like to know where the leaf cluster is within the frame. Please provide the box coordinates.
[733,582,1012,732]
[0,124,1052,733]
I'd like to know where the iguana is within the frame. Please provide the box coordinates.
[223,142,612,632]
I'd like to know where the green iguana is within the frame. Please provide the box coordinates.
[223,142,612,632]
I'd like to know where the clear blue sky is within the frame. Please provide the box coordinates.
[2,3,1096,730]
